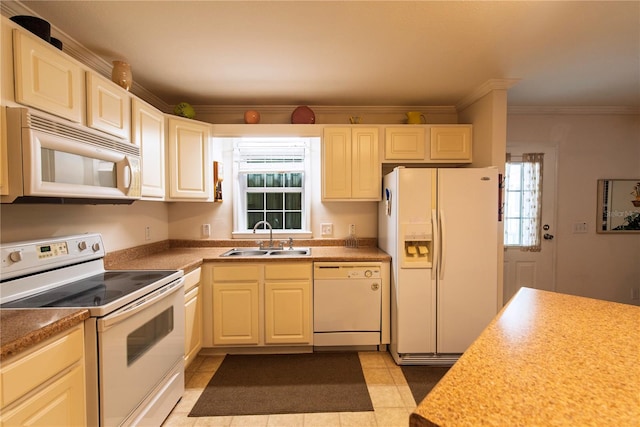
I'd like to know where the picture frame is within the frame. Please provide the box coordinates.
[596,179,640,233]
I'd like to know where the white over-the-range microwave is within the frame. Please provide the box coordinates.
[1,106,141,204]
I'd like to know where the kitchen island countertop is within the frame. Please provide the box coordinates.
[410,287,640,427]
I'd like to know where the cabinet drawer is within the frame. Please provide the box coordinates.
[213,264,261,281]
[184,267,202,293]
[265,263,312,280]
[0,325,84,408]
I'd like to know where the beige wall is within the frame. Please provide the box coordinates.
[0,201,169,251]
[507,112,640,305]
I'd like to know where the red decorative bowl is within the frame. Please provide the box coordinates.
[291,106,315,124]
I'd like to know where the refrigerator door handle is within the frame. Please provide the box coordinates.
[432,209,438,280]
[439,209,447,280]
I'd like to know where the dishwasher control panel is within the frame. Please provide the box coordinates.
[314,263,381,280]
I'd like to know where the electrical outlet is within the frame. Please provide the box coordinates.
[145,226,151,241]
[202,224,211,238]
[321,223,333,236]
[349,224,356,235]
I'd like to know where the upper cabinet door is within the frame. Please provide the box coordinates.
[351,127,380,200]
[429,125,472,162]
[13,30,83,123]
[384,127,426,161]
[166,116,212,200]
[132,98,165,199]
[322,127,352,200]
[322,127,381,201]
[86,71,131,139]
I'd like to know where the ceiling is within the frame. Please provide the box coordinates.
[4,1,640,109]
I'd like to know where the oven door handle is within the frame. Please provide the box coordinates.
[98,278,184,331]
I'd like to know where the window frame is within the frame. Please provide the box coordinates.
[231,138,312,239]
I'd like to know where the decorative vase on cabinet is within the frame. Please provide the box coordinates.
[111,60,132,91]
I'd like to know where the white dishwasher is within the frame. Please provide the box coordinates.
[314,262,382,347]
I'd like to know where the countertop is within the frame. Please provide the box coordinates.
[410,287,640,427]
[106,245,391,272]
[0,309,89,361]
[1,244,390,359]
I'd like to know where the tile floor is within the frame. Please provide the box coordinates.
[162,351,417,427]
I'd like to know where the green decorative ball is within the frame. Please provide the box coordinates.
[174,102,195,119]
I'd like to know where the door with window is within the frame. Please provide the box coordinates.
[503,145,557,304]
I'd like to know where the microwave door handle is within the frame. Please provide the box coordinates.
[122,158,132,190]
[98,278,184,331]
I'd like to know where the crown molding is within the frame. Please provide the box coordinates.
[456,78,521,111]
[507,105,640,115]
[192,104,458,115]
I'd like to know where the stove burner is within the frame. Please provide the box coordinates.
[1,270,177,309]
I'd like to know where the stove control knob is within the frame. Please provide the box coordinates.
[78,241,88,251]
[92,242,101,252]
[9,251,22,263]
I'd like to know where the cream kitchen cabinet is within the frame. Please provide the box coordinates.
[184,267,203,368]
[208,262,312,348]
[211,264,261,346]
[383,125,472,163]
[166,116,212,200]
[322,127,380,201]
[86,71,131,139]
[0,324,86,427]
[264,263,312,345]
[1,107,7,196]
[384,126,426,161]
[12,29,84,123]
[429,125,472,162]
[132,98,166,199]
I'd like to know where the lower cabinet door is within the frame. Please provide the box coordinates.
[0,364,86,427]
[212,282,260,345]
[184,285,202,366]
[264,281,312,344]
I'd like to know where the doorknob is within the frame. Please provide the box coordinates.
[543,233,554,240]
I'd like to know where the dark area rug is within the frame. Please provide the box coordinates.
[189,352,373,417]
[401,365,450,404]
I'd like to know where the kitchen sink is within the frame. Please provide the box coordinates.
[268,249,311,256]
[221,249,270,257]
[220,247,311,257]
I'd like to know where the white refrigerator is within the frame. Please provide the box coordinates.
[378,167,499,365]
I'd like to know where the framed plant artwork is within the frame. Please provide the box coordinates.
[596,179,640,233]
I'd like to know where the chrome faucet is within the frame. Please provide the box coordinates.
[253,220,273,249]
